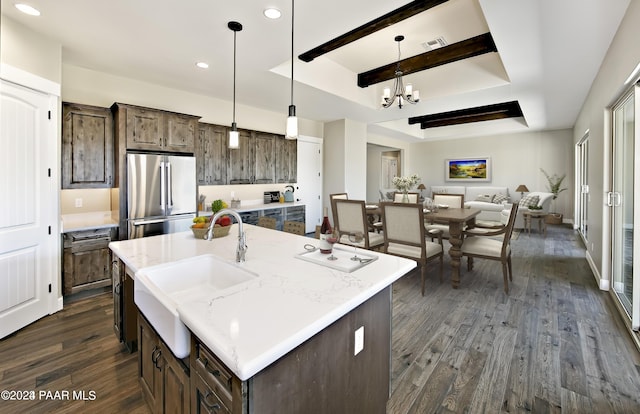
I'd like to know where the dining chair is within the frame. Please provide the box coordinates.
[257,216,277,230]
[329,193,349,227]
[283,220,306,236]
[333,199,384,250]
[461,203,519,293]
[393,192,420,203]
[425,193,466,239]
[380,202,444,296]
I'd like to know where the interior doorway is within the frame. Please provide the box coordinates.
[576,132,589,244]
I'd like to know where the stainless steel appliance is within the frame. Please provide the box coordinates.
[127,153,196,239]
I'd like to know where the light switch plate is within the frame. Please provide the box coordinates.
[75,198,83,208]
[354,326,364,356]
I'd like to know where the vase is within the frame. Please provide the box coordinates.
[402,191,409,203]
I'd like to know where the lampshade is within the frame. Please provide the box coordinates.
[515,184,529,193]
[417,184,426,190]
[229,123,239,149]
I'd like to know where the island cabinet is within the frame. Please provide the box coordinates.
[196,123,227,185]
[111,254,138,352]
[190,286,391,414]
[138,314,190,414]
[275,138,297,183]
[112,103,200,153]
[62,102,114,188]
[62,228,115,295]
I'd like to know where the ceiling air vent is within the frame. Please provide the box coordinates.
[422,37,447,51]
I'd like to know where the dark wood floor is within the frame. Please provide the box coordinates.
[1,224,639,413]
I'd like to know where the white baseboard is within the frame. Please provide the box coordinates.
[585,250,608,290]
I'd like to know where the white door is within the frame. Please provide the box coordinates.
[0,78,58,338]
[296,136,323,233]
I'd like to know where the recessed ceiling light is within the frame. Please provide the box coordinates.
[264,8,281,19]
[15,3,41,16]
[196,62,209,69]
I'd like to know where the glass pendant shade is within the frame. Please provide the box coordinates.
[229,122,239,149]
[285,105,298,140]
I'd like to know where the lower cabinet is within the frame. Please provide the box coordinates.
[112,254,138,351]
[63,228,115,295]
[138,313,190,414]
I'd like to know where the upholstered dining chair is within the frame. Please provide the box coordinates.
[461,203,519,293]
[425,193,466,239]
[257,216,277,230]
[333,199,384,250]
[393,192,420,203]
[329,193,349,227]
[380,202,444,296]
[283,220,306,235]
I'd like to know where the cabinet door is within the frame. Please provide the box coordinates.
[63,245,111,294]
[227,129,253,184]
[253,132,276,184]
[138,314,162,412]
[112,254,122,341]
[197,124,227,185]
[192,372,231,414]
[165,113,196,153]
[275,137,297,183]
[161,342,190,414]
[125,106,164,151]
[62,103,114,188]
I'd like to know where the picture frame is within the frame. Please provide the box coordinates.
[445,157,491,182]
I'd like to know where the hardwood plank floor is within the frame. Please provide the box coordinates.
[1,224,639,413]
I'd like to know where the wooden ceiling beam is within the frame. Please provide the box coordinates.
[298,0,449,63]
[408,101,523,129]
[357,33,497,88]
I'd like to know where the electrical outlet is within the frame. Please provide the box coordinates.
[75,198,83,208]
[354,326,364,356]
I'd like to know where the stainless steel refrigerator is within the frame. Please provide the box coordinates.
[126,153,196,239]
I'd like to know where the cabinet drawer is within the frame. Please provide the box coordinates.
[193,372,230,414]
[194,342,233,408]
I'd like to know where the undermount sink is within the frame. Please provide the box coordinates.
[134,254,257,358]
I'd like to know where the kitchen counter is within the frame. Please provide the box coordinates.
[109,224,416,380]
[198,200,305,216]
[60,211,119,233]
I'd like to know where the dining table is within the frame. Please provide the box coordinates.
[424,207,481,289]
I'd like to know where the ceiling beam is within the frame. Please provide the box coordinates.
[357,33,497,88]
[408,101,523,129]
[298,0,449,63]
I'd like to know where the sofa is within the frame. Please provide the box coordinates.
[430,185,554,229]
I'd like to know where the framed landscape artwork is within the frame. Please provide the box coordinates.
[445,157,491,182]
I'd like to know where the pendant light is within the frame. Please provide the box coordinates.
[285,0,298,140]
[228,21,243,149]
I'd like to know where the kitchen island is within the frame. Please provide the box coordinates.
[109,224,416,413]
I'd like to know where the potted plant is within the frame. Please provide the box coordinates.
[540,168,567,224]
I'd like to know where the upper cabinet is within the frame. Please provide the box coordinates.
[253,132,276,184]
[112,103,200,153]
[196,123,227,185]
[227,129,254,184]
[276,138,297,184]
[62,102,114,188]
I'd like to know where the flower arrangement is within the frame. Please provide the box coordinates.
[392,174,421,192]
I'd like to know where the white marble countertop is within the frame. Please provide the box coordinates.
[109,224,416,380]
[199,201,305,215]
[60,211,119,233]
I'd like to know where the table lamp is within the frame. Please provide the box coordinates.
[515,184,529,198]
[417,183,426,200]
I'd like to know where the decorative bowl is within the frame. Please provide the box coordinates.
[191,225,231,239]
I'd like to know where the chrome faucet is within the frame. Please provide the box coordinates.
[206,209,247,262]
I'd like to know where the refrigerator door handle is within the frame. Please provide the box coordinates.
[160,161,166,211]
[167,161,173,209]
[132,218,167,226]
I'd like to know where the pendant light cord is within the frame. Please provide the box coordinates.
[290,0,295,106]
[233,29,237,124]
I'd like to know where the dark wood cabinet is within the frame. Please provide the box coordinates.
[62,102,114,188]
[197,123,227,185]
[226,129,253,184]
[139,314,190,414]
[253,132,276,184]
[275,138,297,183]
[112,103,199,153]
[62,228,114,295]
[112,255,138,351]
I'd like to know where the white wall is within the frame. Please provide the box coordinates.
[573,0,640,279]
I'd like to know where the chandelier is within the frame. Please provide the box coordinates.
[381,35,420,109]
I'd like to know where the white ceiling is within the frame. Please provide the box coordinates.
[1,0,631,142]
